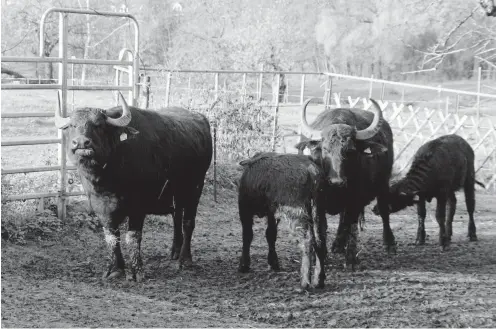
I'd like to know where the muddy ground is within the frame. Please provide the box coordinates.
[2,188,496,328]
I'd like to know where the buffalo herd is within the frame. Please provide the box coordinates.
[54,93,484,289]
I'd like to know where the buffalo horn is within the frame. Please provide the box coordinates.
[355,98,384,140]
[54,90,71,129]
[300,97,321,134]
[106,92,132,127]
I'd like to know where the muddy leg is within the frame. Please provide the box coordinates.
[464,182,477,241]
[170,207,183,260]
[299,219,313,290]
[312,203,327,288]
[102,214,126,280]
[345,220,360,270]
[331,212,347,254]
[126,214,145,282]
[377,192,396,253]
[435,195,449,250]
[238,201,254,273]
[416,197,426,245]
[266,212,280,271]
[446,193,456,242]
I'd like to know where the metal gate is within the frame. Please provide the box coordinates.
[1,7,141,220]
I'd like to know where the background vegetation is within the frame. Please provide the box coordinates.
[2,0,496,82]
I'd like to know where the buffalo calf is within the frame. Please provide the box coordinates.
[238,152,327,289]
[372,134,485,248]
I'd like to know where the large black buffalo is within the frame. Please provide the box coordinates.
[238,152,327,289]
[372,134,485,248]
[54,92,212,281]
[295,98,395,267]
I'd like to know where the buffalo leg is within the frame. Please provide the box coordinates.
[376,191,396,253]
[170,207,184,260]
[416,197,427,245]
[464,181,477,241]
[266,212,280,271]
[299,218,313,290]
[446,193,457,242]
[126,214,145,282]
[312,202,327,288]
[435,195,449,249]
[102,213,126,280]
[331,212,347,254]
[238,201,254,273]
[178,182,204,268]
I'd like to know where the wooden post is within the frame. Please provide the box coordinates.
[325,76,332,109]
[455,94,460,114]
[242,73,247,104]
[258,64,264,101]
[380,83,386,101]
[445,96,449,116]
[213,121,217,203]
[477,66,482,124]
[437,85,442,111]
[369,74,374,98]
[144,75,151,109]
[272,73,280,151]
[214,72,219,100]
[401,87,405,104]
[300,74,305,105]
[57,13,68,221]
[165,71,172,107]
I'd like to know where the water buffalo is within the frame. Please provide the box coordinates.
[54,92,212,281]
[295,98,395,267]
[372,134,485,248]
[238,152,327,289]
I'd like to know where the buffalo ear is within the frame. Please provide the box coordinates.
[360,141,388,157]
[295,139,320,151]
[120,127,139,141]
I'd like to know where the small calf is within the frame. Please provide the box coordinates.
[238,152,327,289]
[372,134,485,248]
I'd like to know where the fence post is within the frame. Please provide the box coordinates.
[71,55,75,111]
[213,120,217,203]
[477,66,482,124]
[242,73,247,104]
[369,74,374,98]
[300,74,305,105]
[401,87,405,104]
[258,64,263,101]
[214,72,219,100]
[188,76,192,104]
[285,76,289,103]
[165,71,172,107]
[325,76,332,109]
[144,75,151,109]
[445,96,449,116]
[455,94,460,114]
[437,85,442,111]
[272,73,280,151]
[380,83,386,101]
[57,12,68,221]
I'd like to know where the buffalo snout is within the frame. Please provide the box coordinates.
[71,136,92,150]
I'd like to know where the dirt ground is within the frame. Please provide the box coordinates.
[2,187,496,328]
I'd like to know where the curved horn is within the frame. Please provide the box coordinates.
[106,92,132,127]
[54,90,71,129]
[356,98,384,140]
[300,97,321,134]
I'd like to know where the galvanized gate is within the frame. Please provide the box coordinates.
[1,7,141,220]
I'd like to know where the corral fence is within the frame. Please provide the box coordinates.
[2,9,496,222]
[1,7,141,220]
[138,68,496,192]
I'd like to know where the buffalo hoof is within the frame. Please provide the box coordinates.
[178,257,193,270]
[103,268,125,281]
[331,240,346,254]
[415,238,426,245]
[268,258,280,272]
[384,243,397,254]
[469,234,478,242]
[238,264,250,273]
[126,270,144,283]
[170,248,181,260]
